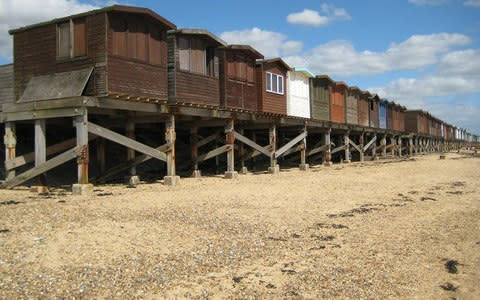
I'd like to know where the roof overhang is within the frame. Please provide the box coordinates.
[168,28,227,46]
[222,44,264,59]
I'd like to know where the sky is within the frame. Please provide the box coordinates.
[0,0,479,134]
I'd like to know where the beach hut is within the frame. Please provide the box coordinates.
[286,67,314,118]
[393,104,406,132]
[369,94,380,128]
[405,110,429,135]
[378,99,387,130]
[218,44,263,111]
[346,86,360,125]
[330,81,347,124]
[256,58,290,115]
[357,90,370,127]
[386,101,394,130]
[167,29,226,106]
[309,75,332,121]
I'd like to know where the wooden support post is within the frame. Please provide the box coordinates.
[381,135,387,158]
[343,132,351,163]
[72,113,93,195]
[224,119,238,179]
[125,114,139,186]
[4,122,16,181]
[359,133,365,162]
[397,136,402,158]
[238,128,248,174]
[409,137,413,156]
[324,129,332,166]
[299,125,309,171]
[390,136,396,157]
[33,119,48,193]
[190,126,201,178]
[371,134,377,160]
[96,138,106,181]
[164,114,180,185]
[268,123,279,174]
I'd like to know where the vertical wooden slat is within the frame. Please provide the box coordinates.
[136,21,147,61]
[190,38,206,75]
[73,18,86,57]
[178,37,190,71]
[127,17,137,59]
[57,22,70,59]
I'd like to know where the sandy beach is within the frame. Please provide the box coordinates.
[0,152,479,299]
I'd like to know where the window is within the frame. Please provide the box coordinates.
[57,18,87,59]
[178,36,216,77]
[370,100,374,111]
[266,72,284,94]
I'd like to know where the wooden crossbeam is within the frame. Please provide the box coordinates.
[280,144,304,158]
[197,145,232,162]
[275,131,307,159]
[307,144,329,157]
[349,140,361,153]
[331,145,346,154]
[6,135,97,171]
[94,143,170,183]
[234,131,271,157]
[198,132,221,148]
[88,122,166,162]
[1,147,81,189]
[363,136,377,152]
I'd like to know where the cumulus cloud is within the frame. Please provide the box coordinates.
[0,0,105,60]
[286,4,351,27]
[284,33,471,76]
[464,0,480,7]
[219,27,303,58]
[408,0,450,5]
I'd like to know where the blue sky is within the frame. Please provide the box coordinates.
[0,0,479,134]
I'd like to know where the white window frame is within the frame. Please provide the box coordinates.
[266,71,284,95]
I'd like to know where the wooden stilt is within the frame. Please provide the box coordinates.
[371,134,377,160]
[33,119,47,193]
[359,133,365,162]
[397,136,402,157]
[299,125,309,171]
[72,112,93,195]
[238,128,248,174]
[381,135,387,158]
[4,122,16,181]
[224,119,238,179]
[343,132,351,163]
[164,114,180,185]
[125,114,139,185]
[190,126,201,177]
[409,137,413,156]
[390,136,396,157]
[268,123,279,174]
[324,128,332,166]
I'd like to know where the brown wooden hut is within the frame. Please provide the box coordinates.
[167,29,226,106]
[218,45,263,111]
[310,75,332,121]
[255,58,290,115]
[346,86,360,125]
[358,90,370,127]
[386,101,394,130]
[405,110,429,135]
[9,5,176,103]
[393,104,406,132]
[330,81,347,124]
[368,94,380,128]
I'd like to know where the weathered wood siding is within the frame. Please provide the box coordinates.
[219,49,257,111]
[346,91,358,125]
[13,13,107,101]
[108,12,169,100]
[256,62,287,115]
[369,98,379,128]
[0,64,13,109]
[405,111,429,135]
[387,103,394,130]
[309,77,330,121]
[358,94,369,127]
[330,84,346,124]
[378,100,387,129]
[393,107,405,132]
[287,70,310,118]
[167,33,219,105]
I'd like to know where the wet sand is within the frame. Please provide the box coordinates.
[0,152,479,299]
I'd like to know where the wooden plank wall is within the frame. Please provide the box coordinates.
[256,61,287,115]
[330,85,346,124]
[13,13,107,101]
[346,91,358,125]
[358,95,369,127]
[0,64,13,109]
[309,77,330,121]
[369,99,379,128]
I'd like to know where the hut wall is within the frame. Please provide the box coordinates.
[405,111,419,134]
[219,49,257,111]
[358,95,369,127]
[0,64,13,110]
[369,99,379,128]
[309,78,330,121]
[330,85,346,124]
[378,101,387,129]
[387,104,394,130]
[286,70,310,118]
[256,61,287,115]
[346,91,358,125]
[166,33,219,105]
[13,13,107,101]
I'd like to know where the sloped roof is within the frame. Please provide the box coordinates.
[222,45,264,59]
[169,28,227,46]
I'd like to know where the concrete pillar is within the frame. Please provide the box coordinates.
[324,128,332,166]
[33,119,48,193]
[190,126,201,178]
[268,123,280,174]
[4,122,16,181]
[164,114,180,185]
[359,133,365,162]
[224,119,238,179]
[73,113,93,195]
[343,132,351,163]
[299,126,309,171]
[125,115,139,186]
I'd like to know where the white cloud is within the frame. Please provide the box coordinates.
[464,0,480,7]
[0,0,104,60]
[284,33,471,76]
[408,0,450,5]
[219,27,303,58]
[286,4,351,27]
